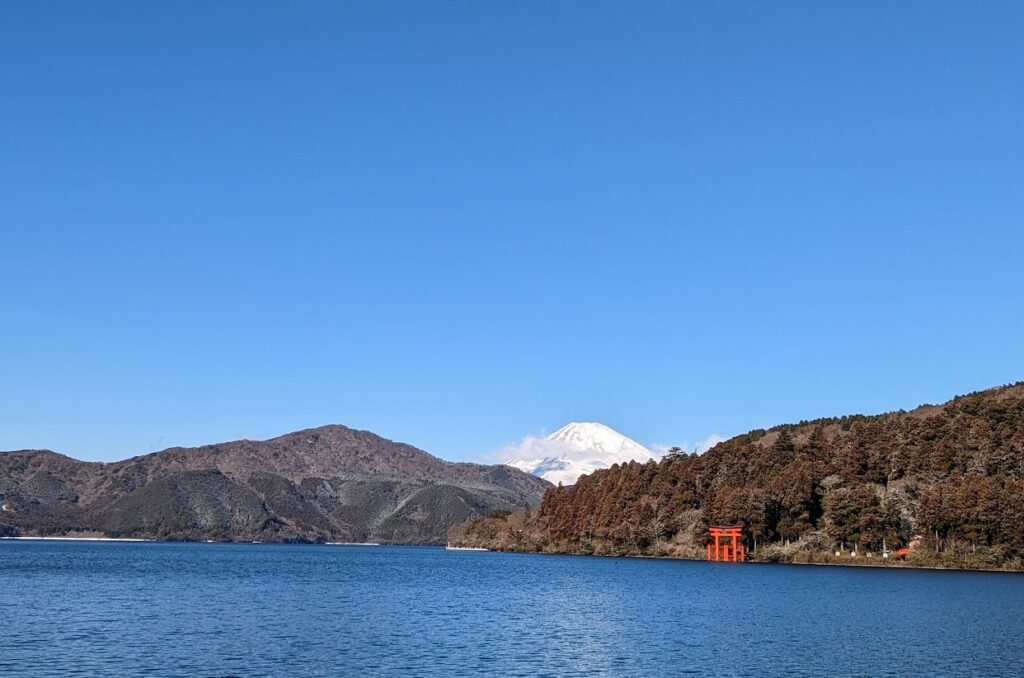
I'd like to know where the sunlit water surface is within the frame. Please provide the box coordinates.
[2,542,1022,676]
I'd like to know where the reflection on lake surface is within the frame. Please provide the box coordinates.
[1,542,1022,676]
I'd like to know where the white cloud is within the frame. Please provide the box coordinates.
[491,429,730,468]
[497,435,582,465]
[649,433,727,457]
[692,433,727,453]
[648,443,672,459]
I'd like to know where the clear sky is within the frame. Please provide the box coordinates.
[2,2,1022,463]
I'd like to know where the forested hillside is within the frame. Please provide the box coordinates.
[454,383,1024,569]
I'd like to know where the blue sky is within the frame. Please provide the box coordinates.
[2,2,1022,462]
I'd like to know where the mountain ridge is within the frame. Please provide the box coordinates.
[0,424,551,543]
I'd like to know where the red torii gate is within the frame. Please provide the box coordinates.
[707,526,745,562]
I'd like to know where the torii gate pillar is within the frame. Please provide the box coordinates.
[707,526,745,562]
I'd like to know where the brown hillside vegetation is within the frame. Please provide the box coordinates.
[453,383,1024,570]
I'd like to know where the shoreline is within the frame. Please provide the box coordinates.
[0,536,437,547]
[0,536,155,542]
[469,545,1024,575]
[6,536,1020,574]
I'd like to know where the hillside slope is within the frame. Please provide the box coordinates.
[455,383,1024,569]
[0,425,550,543]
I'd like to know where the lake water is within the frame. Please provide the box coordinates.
[1,542,1022,677]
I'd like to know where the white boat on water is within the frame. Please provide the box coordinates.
[446,543,488,551]
[325,542,381,546]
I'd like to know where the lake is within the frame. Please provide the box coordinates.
[1,541,1022,676]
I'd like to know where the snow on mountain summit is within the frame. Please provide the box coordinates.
[504,422,654,486]
[548,422,654,465]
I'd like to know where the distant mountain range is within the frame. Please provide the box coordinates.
[0,425,550,544]
[505,422,654,486]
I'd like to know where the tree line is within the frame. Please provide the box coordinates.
[457,382,1024,569]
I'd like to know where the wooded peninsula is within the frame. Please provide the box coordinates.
[452,382,1024,571]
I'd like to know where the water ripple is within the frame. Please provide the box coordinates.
[1,542,1023,676]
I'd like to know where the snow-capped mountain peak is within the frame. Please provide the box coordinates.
[505,422,654,486]
[547,422,653,465]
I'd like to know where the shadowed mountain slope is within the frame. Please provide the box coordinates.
[0,425,550,543]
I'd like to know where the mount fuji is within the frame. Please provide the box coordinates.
[504,422,655,486]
